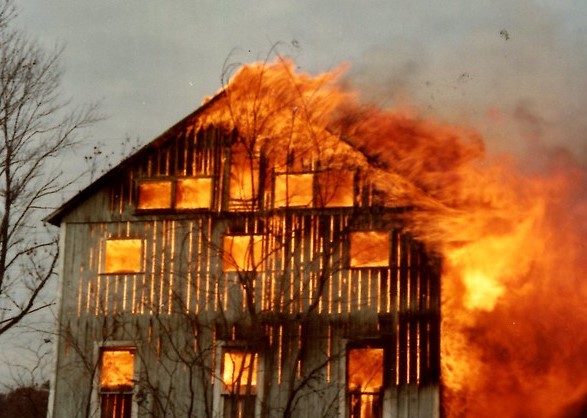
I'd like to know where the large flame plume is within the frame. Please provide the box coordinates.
[201,58,587,417]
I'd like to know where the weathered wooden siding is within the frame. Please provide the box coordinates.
[59,215,438,319]
[51,124,441,418]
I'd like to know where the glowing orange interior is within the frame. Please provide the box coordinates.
[349,231,389,268]
[229,147,259,204]
[176,177,213,209]
[104,239,142,274]
[100,349,135,391]
[318,171,354,208]
[223,235,263,272]
[348,348,383,392]
[348,347,384,418]
[183,59,587,417]
[222,351,257,392]
[137,181,172,209]
[274,173,314,208]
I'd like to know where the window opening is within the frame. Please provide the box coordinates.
[137,177,213,211]
[176,177,213,209]
[349,231,390,268]
[347,347,383,418]
[104,239,143,274]
[137,181,172,210]
[99,348,135,418]
[316,170,354,208]
[223,235,264,272]
[222,350,257,418]
[229,145,259,210]
[274,173,314,208]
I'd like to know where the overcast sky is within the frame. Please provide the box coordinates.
[16,0,587,171]
[3,0,586,387]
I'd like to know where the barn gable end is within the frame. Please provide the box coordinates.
[48,76,440,418]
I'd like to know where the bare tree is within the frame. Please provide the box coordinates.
[0,381,49,418]
[49,56,440,418]
[0,0,98,336]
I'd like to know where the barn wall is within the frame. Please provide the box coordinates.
[52,218,439,417]
[60,215,438,318]
[51,124,441,418]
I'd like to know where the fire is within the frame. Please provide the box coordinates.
[201,58,587,417]
[229,143,259,206]
[223,235,264,272]
[100,349,135,390]
[104,239,143,274]
[445,208,542,312]
[137,180,172,209]
[348,348,384,418]
[176,177,213,209]
[348,348,384,392]
[222,351,258,393]
[274,173,313,207]
[349,231,390,268]
[438,161,587,418]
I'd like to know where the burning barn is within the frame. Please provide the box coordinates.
[46,60,441,418]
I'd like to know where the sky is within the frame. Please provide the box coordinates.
[3,0,586,387]
[16,0,587,172]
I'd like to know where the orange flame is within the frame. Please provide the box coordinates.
[100,350,135,390]
[104,239,142,274]
[222,351,258,393]
[348,348,384,392]
[348,348,384,418]
[202,59,587,417]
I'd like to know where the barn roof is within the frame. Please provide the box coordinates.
[45,92,225,226]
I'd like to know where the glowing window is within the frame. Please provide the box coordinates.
[230,164,258,202]
[347,347,384,418]
[274,173,314,208]
[221,350,257,418]
[137,181,172,210]
[349,232,390,268]
[101,349,135,390]
[104,239,143,274]
[222,351,258,393]
[100,348,135,418]
[223,235,264,272]
[317,171,354,208]
[176,177,213,209]
[229,146,259,208]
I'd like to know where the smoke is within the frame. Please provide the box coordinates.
[340,50,587,415]
[347,0,587,167]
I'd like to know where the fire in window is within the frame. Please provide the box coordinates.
[316,170,354,208]
[223,235,264,272]
[137,177,213,210]
[100,348,135,418]
[104,239,143,274]
[347,347,384,418]
[222,350,257,418]
[137,180,172,210]
[176,177,213,209]
[229,145,259,208]
[274,173,314,208]
[349,231,390,268]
